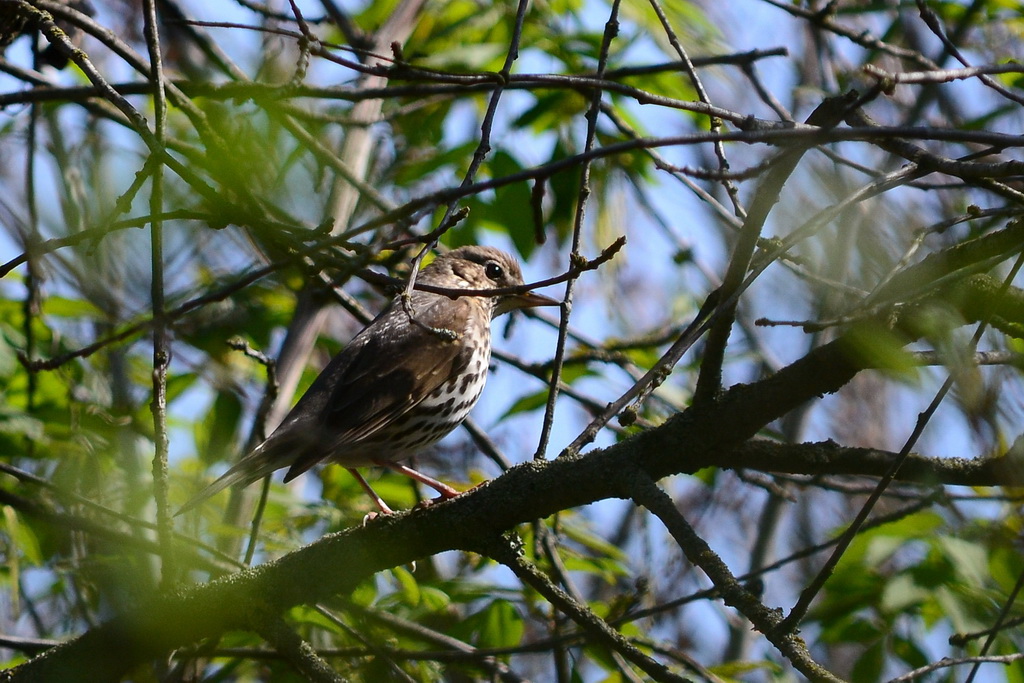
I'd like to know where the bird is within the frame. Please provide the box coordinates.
[177,245,557,515]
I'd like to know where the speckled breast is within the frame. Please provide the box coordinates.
[372,326,492,461]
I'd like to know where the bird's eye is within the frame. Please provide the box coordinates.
[485,261,504,280]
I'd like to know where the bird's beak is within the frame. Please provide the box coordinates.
[516,291,560,308]
[495,291,560,316]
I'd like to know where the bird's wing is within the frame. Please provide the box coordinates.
[275,292,480,480]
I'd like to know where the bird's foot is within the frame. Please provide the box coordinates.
[413,492,460,510]
[349,468,396,519]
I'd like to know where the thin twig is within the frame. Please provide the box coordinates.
[483,534,690,683]
[535,0,622,461]
[142,0,175,589]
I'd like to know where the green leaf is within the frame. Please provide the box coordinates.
[4,505,43,566]
[560,519,629,564]
[512,91,586,134]
[708,659,781,679]
[286,604,347,635]
[500,389,549,419]
[451,599,524,649]
[40,296,103,319]
[822,616,883,645]
[0,409,45,442]
[165,372,199,405]
[691,466,718,487]
[350,579,378,608]
[479,152,537,258]
[880,573,928,614]
[418,586,452,612]
[936,535,990,587]
[477,599,524,649]
[842,321,919,379]
[891,634,930,670]
[392,565,421,607]
[194,390,242,466]
[933,585,985,634]
[851,641,884,682]
[394,141,477,187]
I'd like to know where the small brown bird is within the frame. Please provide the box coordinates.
[178,246,557,515]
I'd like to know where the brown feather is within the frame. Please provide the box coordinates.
[277,293,480,479]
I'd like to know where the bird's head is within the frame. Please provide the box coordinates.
[421,245,558,317]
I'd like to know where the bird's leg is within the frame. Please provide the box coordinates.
[376,461,462,499]
[348,468,395,516]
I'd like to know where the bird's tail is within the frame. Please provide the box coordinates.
[174,443,282,516]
